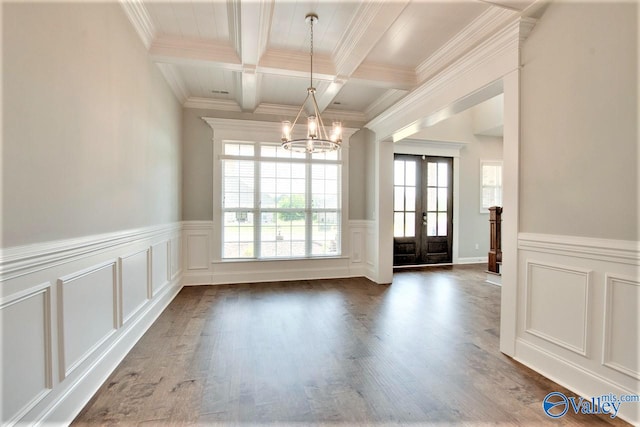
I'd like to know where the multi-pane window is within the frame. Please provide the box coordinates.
[221,141,341,259]
[426,161,448,237]
[481,161,503,212]
[393,159,417,238]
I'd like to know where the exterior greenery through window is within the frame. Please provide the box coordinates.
[221,141,341,259]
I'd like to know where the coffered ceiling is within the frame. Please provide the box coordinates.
[121,0,538,126]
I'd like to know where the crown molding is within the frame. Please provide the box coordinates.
[367,17,536,141]
[156,63,188,104]
[119,0,155,49]
[184,97,242,112]
[415,7,517,83]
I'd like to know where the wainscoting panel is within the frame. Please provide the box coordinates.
[517,233,640,425]
[151,241,169,296]
[0,223,182,426]
[182,220,376,285]
[603,274,640,380]
[58,261,118,378]
[524,261,591,356]
[0,283,52,426]
[119,249,150,325]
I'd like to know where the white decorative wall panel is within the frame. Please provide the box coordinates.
[603,274,640,379]
[119,250,150,325]
[351,230,363,263]
[186,233,209,270]
[151,241,169,296]
[170,236,182,280]
[58,262,117,378]
[525,261,591,356]
[0,283,52,425]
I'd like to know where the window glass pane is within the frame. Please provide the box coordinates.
[428,162,437,186]
[438,163,448,187]
[223,211,254,258]
[261,145,277,158]
[427,213,437,236]
[239,144,254,156]
[225,143,239,156]
[405,161,416,186]
[292,163,305,179]
[312,212,340,256]
[405,213,415,237]
[394,212,405,237]
[427,188,437,212]
[482,165,497,185]
[405,187,416,212]
[438,188,447,212]
[438,212,447,237]
[394,187,404,211]
[394,161,405,186]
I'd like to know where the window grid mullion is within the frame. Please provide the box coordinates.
[305,158,312,257]
[254,149,261,259]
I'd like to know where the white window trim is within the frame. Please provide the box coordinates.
[480,160,503,214]
[203,118,357,263]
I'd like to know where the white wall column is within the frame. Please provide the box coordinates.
[499,69,520,356]
[373,138,394,284]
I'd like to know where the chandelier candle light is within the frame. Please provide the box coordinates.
[281,13,342,153]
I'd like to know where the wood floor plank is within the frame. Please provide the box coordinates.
[73,265,631,426]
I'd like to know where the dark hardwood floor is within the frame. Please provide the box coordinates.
[73,265,629,426]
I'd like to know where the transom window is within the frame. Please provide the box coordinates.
[221,141,341,259]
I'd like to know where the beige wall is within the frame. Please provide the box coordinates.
[182,108,215,221]
[2,2,182,247]
[520,1,638,241]
[348,128,376,220]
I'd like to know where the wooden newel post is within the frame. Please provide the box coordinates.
[488,206,502,273]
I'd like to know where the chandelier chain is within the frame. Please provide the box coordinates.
[309,16,314,89]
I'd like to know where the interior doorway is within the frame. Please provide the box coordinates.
[393,154,453,266]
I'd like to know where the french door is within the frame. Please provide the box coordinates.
[393,155,453,266]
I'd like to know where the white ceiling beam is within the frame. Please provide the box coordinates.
[312,0,411,113]
[350,62,416,90]
[149,35,242,70]
[259,49,336,82]
[314,77,347,113]
[228,0,273,111]
[333,0,411,77]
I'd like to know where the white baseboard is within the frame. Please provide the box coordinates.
[515,339,639,425]
[457,256,488,264]
[34,280,181,426]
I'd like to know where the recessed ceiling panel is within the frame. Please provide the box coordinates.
[176,65,237,99]
[365,1,490,69]
[259,74,315,106]
[268,1,359,54]
[330,82,387,112]
[146,1,229,41]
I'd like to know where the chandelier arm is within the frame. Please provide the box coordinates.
[290,91,311,134]
[310,93,329,140]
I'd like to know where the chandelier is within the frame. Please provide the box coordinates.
[281,14,342,153]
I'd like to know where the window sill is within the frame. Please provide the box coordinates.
[212,256,349,265]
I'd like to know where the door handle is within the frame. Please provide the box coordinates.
[422,212,427,226]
